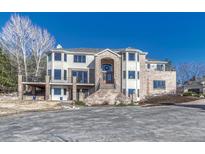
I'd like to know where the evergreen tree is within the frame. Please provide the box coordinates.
[0,48,17,92]
[164,58,175,71]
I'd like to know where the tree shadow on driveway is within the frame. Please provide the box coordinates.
[174,104,205,111]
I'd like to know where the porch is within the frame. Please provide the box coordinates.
[18,75,95,101]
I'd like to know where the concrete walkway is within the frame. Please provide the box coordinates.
[0,101,205,141]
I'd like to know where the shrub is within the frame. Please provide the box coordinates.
[192,93,200,97]
[183,92,194,96]
[75,101,86,106]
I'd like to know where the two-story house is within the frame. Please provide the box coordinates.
[45,46,176,104]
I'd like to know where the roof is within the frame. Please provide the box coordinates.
[146,58,168,64]
[184,77,205,86]
[50,47,147,55]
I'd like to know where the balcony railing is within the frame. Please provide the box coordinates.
[22,76,45,82]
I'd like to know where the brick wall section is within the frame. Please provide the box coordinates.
[146,70,176,96]
[72,76,77,101]
[139,54,147,99]
[139,54,176,99]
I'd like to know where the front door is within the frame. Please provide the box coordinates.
[102,64,113,84]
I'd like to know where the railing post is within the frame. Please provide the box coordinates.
[18,75,23,100]
[45,75,50,100]
[79,89,84,102]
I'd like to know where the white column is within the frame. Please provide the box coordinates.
[125,52,128,97]
[51,52,54,82]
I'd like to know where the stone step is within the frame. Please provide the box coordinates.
[85,88,121,106]
[100,84,115,89]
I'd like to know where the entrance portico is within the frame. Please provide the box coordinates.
[95,49,121,92]
[101,58,114,84]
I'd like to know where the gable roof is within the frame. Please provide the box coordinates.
[95,48,121,57]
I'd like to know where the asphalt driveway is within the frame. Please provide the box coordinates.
[0,102,205,141]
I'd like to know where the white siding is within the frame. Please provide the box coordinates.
[67,54,95,69]
[51,85,69,101]
[121,52,140,98]
[48,52,95,83]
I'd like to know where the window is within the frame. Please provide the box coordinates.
[157,64,164,71]
[123,89,126,95]
[137,54,139,62]
[64,54,67,62]
[153,80,166,89]
[128,71,135,79]
[137,71,139,79]
[48,54,52,61]
[54,88,61,95]
[147,64,151,69]
[54,53,61,61]
[137,89,140,97]
[72,71,88,83]
[54,69,61,80]
[74,55,86,63]
[123,71,126,79]
[63,88,66,95]
[128,89,135,96]
[64,70,67,80]
[48,69,51,76]
[123,53,126,61]
[128,53,135,61]
[102,64,112,72]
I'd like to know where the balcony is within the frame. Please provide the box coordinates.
[22,76,45,82]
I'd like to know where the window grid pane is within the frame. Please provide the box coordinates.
[54,53,61,61]
[64,54,67,62]
[74,55,86,63]
[128,53,135,61]
[128,71,135,79]
[72,71,88,83]
[128,89,135,97]
[54,88,61,95]
[54,69,61,80]
[48,54,52,61]
[64,70,67,80]
[123,71,126,79]
[153,80,166,89]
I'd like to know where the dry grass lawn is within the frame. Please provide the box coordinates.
[0,100,61,117]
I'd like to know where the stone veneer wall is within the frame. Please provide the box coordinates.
[95,50,121,92]
[145,70,176,96]
[139,54,176,99]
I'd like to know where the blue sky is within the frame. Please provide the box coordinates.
[0,12,205,65]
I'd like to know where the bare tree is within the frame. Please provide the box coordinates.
[0,14,55,81]
[176,62,205,84]
[0,14,33,81]
[30,26,55,77]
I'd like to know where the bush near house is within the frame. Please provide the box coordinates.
[139,94,200,106]
[74,101,86,106]
[183,92,193,96]
[183,92,202,97]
